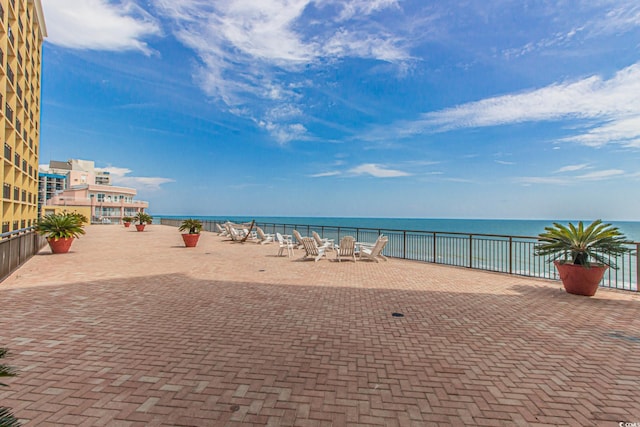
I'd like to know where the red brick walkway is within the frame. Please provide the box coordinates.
[1,225,639,426]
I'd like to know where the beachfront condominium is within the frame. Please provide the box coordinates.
[40,159,149,224]
[0,0,46,234]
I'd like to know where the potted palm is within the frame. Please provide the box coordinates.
[535,220,634,296]
[179,218,203,247]
[134,212,153,232]
[122,216,133,228]
[36,212,86,254]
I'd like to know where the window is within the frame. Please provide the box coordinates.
[14,152,20,166]
[13,186,19,201]
[2,222,9,234]
[3,183,10,199]
[4,143,11,159]
[97,193,104,202]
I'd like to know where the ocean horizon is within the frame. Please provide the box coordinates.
[159,215,640,242]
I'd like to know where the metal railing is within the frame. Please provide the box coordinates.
[0,228,47,282]
[161,218,639,292]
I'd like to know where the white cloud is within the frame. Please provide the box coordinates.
[96,166,174,191]
[367,62,640,148]
[575,169,624,181]
[516,168,624,185]
[153,0,408,144]
[554,164,590,173]
[42,0,161,54]
[348,163,410,177]
[309,171,342,178]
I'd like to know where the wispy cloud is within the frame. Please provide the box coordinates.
[516,168,625,185]
[96,167,174,191]
[554,164,590,173]
[309,171,342,178]
[153,0,410,143]
[348,163,410,177]
[42,0,161,54]
[365,62,640,148]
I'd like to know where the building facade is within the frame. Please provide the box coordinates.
[41,159,149,224]
[0,0,46,234]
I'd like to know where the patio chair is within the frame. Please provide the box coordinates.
[256,227,274,244]
[334,236,356,262]
[300,237,327,262]
[312,231,334,250]
[276,233,294,257]
[358,236,389,263]
[215,223,228,236]
[292,229,305,249]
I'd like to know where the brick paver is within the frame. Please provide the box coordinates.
[1,224,639,426]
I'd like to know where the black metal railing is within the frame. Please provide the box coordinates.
[0,228,46,282]
[160,218,639,292]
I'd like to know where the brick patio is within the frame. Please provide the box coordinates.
[1,224,639,426]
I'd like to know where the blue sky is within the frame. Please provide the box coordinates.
[39,0,640,220]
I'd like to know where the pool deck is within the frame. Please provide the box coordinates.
[1,224,639,426]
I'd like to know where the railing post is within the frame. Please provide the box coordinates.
[636,243,639,291]
[433,232,437,263]
[403,231,407,259]
[509,237,513,275]
[469,235,473,269]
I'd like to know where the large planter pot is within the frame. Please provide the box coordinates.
[123,222,131,228]
[182,233,200,247]
[554,261,608,296]
[135,224,146,232]
[47,237,74,254]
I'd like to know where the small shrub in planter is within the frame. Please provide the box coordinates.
[535,220,634,296]
[179,219,203,247]
[36,213,86,254]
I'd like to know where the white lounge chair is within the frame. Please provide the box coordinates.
[358,236,389,262]
[292,229,305,249]
[215,223,228,236]
[312,231,334,250]
[276,233,294,257]
[335,236,356,262]
[256,227,274,244]
[300,237,327,262]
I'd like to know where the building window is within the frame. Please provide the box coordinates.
[12,221,18,231]
[21,190,26,201]
[22,159,26,171]
[97,193,104,202]
[14,152,20,166]
[3,183,10,199]
[4,143,10,159]
[2,222,9,234]
[13,186,19,201]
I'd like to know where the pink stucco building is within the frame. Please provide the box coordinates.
[41,159,149,224]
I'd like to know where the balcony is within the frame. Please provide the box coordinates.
[5,104,13,123]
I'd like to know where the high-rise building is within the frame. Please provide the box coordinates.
[0,0,46,234]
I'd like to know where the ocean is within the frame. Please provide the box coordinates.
[159,216,640,242]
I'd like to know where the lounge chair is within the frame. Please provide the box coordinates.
[300,237,327,262]
[276,233,294,257]
[358,235,389,262]
[312,231,334,250]
[292,229,305,249]
[256,227,274,244]
[335,236,356,262]
[215,223,228,236]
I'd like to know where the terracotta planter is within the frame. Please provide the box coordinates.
[135,224,146,232]
[123,222,131,228]
[182,233,200,247]
[554,261,608,296]
[47,237,74,254]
